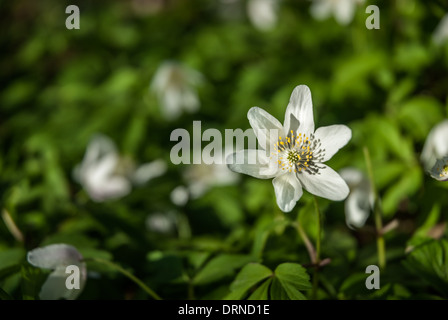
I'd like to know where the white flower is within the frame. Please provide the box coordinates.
[131,0,166,16]
[183,161,240,200]
[227,85,351,212]
[146,212,178,234]
[169,148,240,202]
[429,156,448,182]
[421,120,448,171]
[74,134,167,202]
[150,61,203,121]
[310,0,364,26]
[433,14,448,46]
[339,168,373,229]
[170,185,189,206]
[247,0,278,31]
[27,244,86,300]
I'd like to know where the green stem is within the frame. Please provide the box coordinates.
[363,146,386,270]
[85,258,162,300]
[294,221,316,264]
[313,196,322,265]
[311,195,322,300]
[188,280,195,300]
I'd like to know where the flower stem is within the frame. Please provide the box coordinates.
[313,196,322,265]
[363,146,386,269]
[293,220,316,264]
[1,209,24,243]
[311,195,322,300]
[85,258,162,300]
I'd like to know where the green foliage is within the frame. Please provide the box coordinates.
[193,254,257,285]
[226,262,311,300]
[0,0,448,300]
[403,239,448,297]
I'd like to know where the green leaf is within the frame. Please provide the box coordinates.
[193,254,256,285]
[0,248,25,270]
[21,265,45,300]
[407,204,441,248]
[403,239,448,297]
[248,278,272,300]
[274,263,311,300]
[0,287,13,300]
[398,96,443,140]
[270,277,289,300]
[387,78,415,104]
[382,165,422,217]
[226,263,273,299]
[251,217,289,259]
[374,161,405,190]
[339,272,369,298]
[0,264,21,281]
[376,118,414,163]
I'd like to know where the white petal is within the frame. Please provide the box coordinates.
[89,176,132,202]
[432,121,448,157]
[284,85,315,137]
[40,264,86,300]
[188,180,209,199]
[345,188,370,229]
[298,164,349,201]
[314,125,352,162]
[247,0,278,31]
[247,107,283,150]
[27,244,83,269]
[170,186,189,206]
[310,0,332,21]
[146,213,176,234]
[28,244,87,300]
[89,154,119,183]
[272,173,303,212]
[209,163,241,186]
[339,167,364,186]
[83,135,117,166]
[429,157,448,182]
[226,149,277,179]
[334,0,356,25]
[150,61,173,93]
[133,159,167,185]
[421,120,448,170]
[162,87,184,120]
[433,14,448,45]
[181,88,200,113]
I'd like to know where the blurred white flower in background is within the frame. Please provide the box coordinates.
[27,244,86,300]
[339,168,373,229]
[146,212,178,234]
[170,157,240,205]
[310,0,364,26]
[433,14,448,46]
[146,211,191,239]
[429,156,448,182]
[421,120,448,171]
[170,185,189,206]
[247,0,278,31]
[131,0,167,16]
[150,61,204,121]
[183,159,240,200]
[74,134,167,202]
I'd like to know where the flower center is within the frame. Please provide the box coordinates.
[441,165,448,177]
[272,130,326,175]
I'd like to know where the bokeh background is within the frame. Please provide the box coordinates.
[1,0,448,300]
